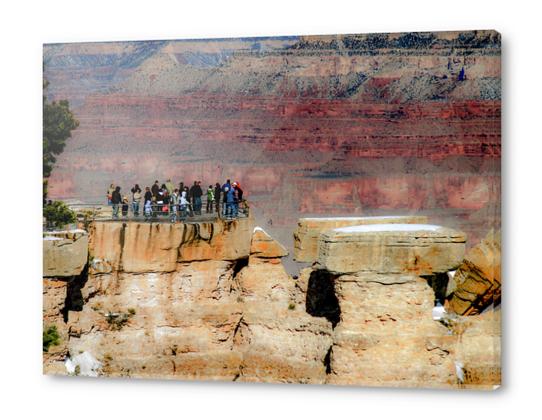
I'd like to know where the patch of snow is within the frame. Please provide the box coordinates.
[65,351,101,377]
[447,270,456,282]
[455,361,465,383]
[333,223,442,234]
[302,216,414,221]
[432,303,446,321]
[43,236,63,241]
[46,229,87,235]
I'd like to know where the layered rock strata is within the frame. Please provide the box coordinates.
[43,229,89,373]
[43,217,500,388]
[45,219,332,383]
[327,272,458,387]
[318,224,466,275]
[452,309,501,388]
[308,222,485,388]
[43,230,88,277]
[293,215,428,262]
[448,230,501,315]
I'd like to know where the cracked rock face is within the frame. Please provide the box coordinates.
[318,224,466,275]
[44,218,332,383]
[43,230,88,277]
[293,216,428,263]
[327,273,457,388]
[448,229,501,315]
[43,218,499,389]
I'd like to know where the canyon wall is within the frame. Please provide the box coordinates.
[43,217,500,389]
[44,31,501,258]
[43,218,333,383]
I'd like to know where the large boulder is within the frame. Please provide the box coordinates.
[88,218,253,274]
[250,227,288,259]
[318,224,466,275]
[43,230,88,277]
[293,216,428,262]
[447,230,501,315]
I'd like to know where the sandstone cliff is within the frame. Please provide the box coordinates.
[43,219,332,383]
[43,217,500,389]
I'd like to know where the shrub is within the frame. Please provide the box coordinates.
[288,302,296,310]
[43,325,60,352]
[105,309,135,331]
[43,201,76,229]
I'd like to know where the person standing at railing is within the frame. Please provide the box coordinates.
[165,179,175,196]
[144,199,152,221]
[184,186,193,217]
[111,186,122,219]
[151,180,160,200]
[163,188,170,216]
[156,186,165,216]
[131,184,142,217]
[190,181,203,215]
[221,179,231,216]
[170,188,180,223]
[234,182,243,215]
[214,182,222,214]
[235,181,243,202]
[206,185,215,214]
[144,186,152,207]
[180,190,188,220]
[107,183,115,205]
[121,196,129,217]
[225,183,237,218]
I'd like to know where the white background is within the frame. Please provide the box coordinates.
[0,0,539,418]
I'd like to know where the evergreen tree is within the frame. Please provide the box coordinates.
[43,80,79,182]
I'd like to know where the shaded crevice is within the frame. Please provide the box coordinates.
[118,222,127,271]
[423,272,449,304]
[62,264,89,322]
[306,269,341,328]
[324,346,332,375]
[232,257,249,279]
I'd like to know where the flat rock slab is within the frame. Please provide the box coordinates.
[43,230,89,277]
[293,216,428,262]
[318,224,466,275]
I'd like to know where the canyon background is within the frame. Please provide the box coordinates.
[43,31,500,274]
[3,4,540,418]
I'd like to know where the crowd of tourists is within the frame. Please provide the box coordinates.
[106,179,245,221]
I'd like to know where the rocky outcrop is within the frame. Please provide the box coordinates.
[42,278,70,373]
[318,224,466,275]
[448,230,501,315]
[250,227,288,260]
[452,309,501,388]
[235,226,332,383]
[45,219,332,383]
[293,216,428,262]
[301,221,499,389]
[88,219,252,274]
[327,273,457,388]
[43,217,499,389]
[43,230,88,277]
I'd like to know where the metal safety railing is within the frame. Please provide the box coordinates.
[71,199,250,223]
